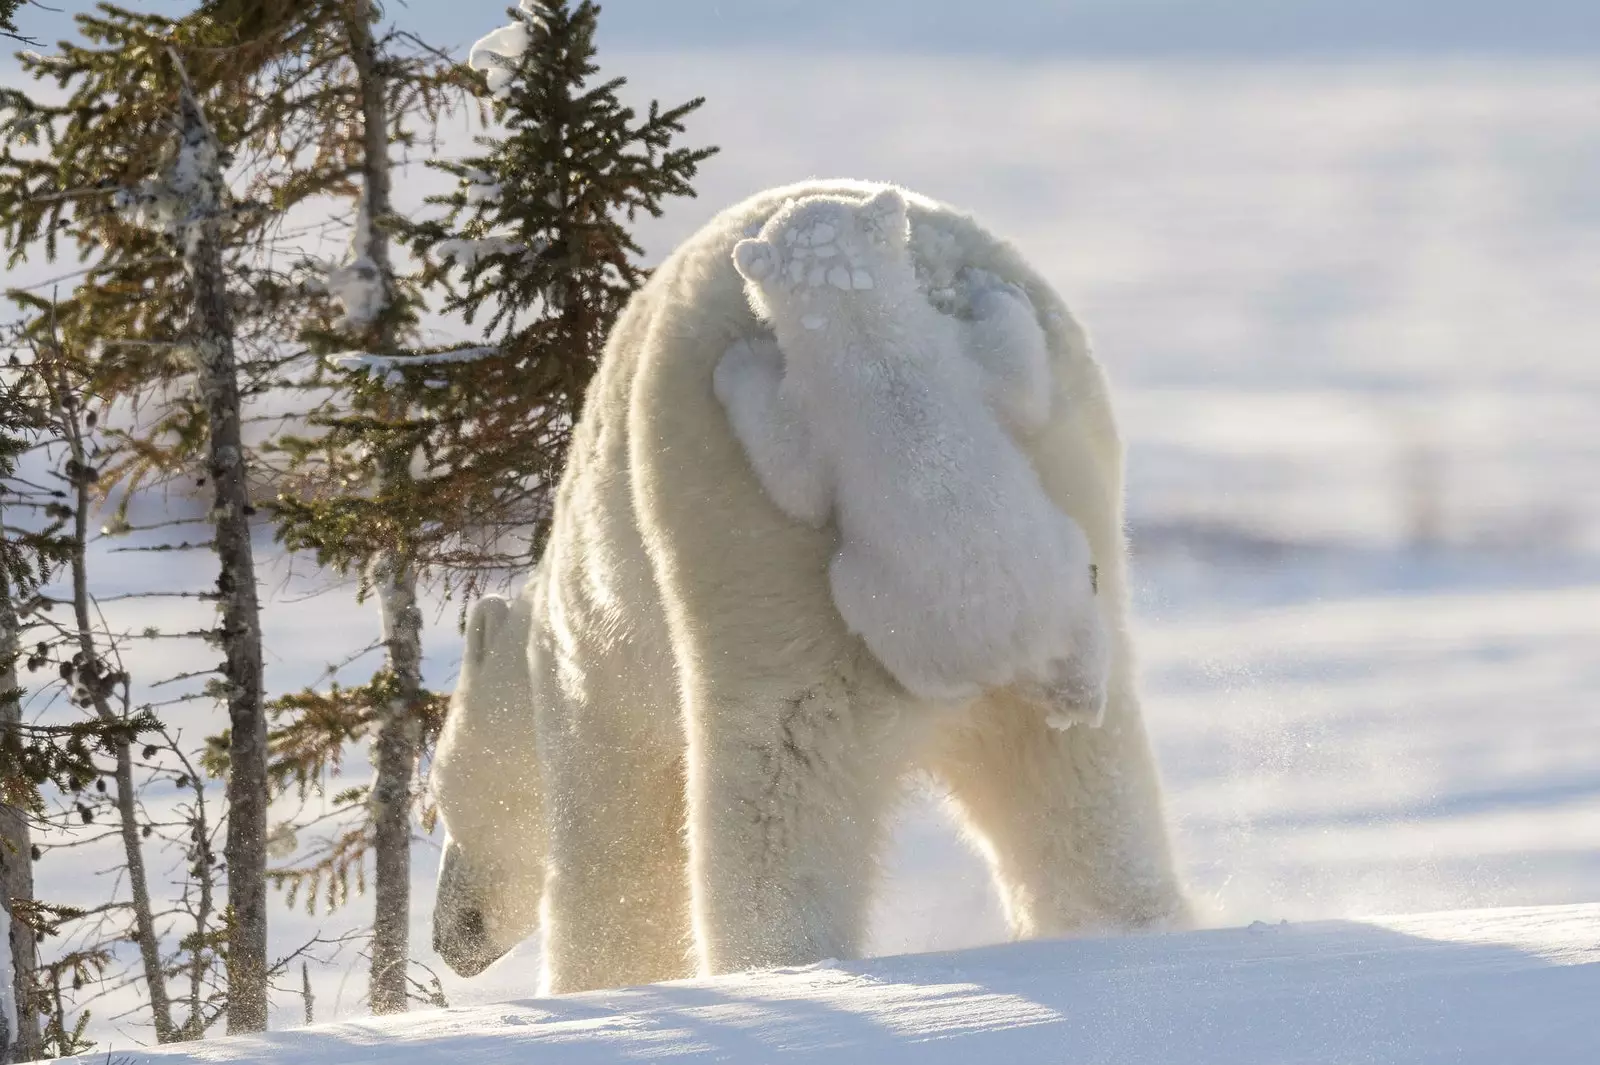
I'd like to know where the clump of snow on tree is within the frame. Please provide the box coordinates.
[112,116,222,254]
[463,168,504,205]
[469,1,550,99]
[325,193,386,330]
[435,237,530,270]
[326,346,498,386]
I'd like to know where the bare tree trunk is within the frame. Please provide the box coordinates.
[343,1,423,1016]
[0,523,43,1064]
[51,379,176,1044]
[366,548,423,1015]
[169,75,269,1035]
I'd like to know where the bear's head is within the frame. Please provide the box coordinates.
[432,592,545,978]
[732,187,913,325]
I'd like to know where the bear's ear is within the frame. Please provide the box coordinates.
[464,595,512,671]
[862,187,909,245]
[732,238,777,283]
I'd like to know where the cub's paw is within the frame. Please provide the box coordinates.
[1015,658,1108,731]
[1022,606,1112,731]
[961,267,1033,320]
[712,335,782,409]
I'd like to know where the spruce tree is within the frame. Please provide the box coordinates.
[0,5,280,1031]
[1,0,28,42]
[0,356,57,1064]
[183,0,472,1016]
[404,0,717,566]
[1,321,224,1052]
[265,0,714,1013]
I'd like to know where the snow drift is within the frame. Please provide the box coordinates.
[70,904,1600,1064]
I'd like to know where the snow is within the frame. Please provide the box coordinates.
[326,346,498,385]
[8,52,1600,1057]
[49,904,1600,1063]
[323,192,387,331]
[462,169,504,206]
[469,2,549,99]
[434,237,528,270]
[113,108,222,254]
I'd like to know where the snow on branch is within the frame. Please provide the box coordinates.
[463,168,504,206]
[435,237,528,270]
[325,346,499,386]
[112,62,223,253]
[325,191,386,330]
[469,0,550,98]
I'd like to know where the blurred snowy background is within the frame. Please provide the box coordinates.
[4,0,1599,1042]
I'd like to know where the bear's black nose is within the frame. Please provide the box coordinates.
[435,906,496,977]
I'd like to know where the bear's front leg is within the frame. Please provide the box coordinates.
[959,268,1054,435]
[535,689,694,994]
[712,335,832,527]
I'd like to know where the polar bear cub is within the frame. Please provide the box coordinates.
[715,188,1110,727]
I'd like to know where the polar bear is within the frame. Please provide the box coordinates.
[715,188,1109,727]
[431,180,1189,995]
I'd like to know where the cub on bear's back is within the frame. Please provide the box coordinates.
[718,187,1110,726]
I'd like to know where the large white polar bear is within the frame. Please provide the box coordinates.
[432,180,1189,996]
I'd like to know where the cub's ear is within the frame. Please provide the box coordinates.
[862,187,909,244]
[463,595,512,671]
[732,238,778,283]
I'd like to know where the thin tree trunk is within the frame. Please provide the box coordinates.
[366,545,423,1016]
[343,1,423,1016]
[169,75,270,1035]
[51,378,176,1044]
[0,515,42,1064]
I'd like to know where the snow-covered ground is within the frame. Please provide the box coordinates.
[62,905,1600,1063]
[10,55,1600,1054]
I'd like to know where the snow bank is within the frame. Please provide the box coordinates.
[59,904,1600,1064]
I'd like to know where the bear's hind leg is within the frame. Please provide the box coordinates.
[685,661,919,975]
[926,684,1189,939]
[536,717,693,995]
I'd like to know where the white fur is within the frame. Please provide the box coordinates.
[430,591,546,975]
[431,180,1190,996]
[721,189,1107,725]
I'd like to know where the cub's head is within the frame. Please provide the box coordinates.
[732,187,912,324]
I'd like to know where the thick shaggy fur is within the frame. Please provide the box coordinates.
[718,188,1108,726]
[431,180,1189,995]
[430,591,544,976]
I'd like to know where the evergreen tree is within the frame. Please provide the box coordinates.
[0,6,285,1031]
[1,0,29,43]
[184,0,472,1015]
[3,321,246,1053]
[2,0,467,1025]
[0,352,58,1064]
[403,0,717,568]
[263,0,714,1014]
